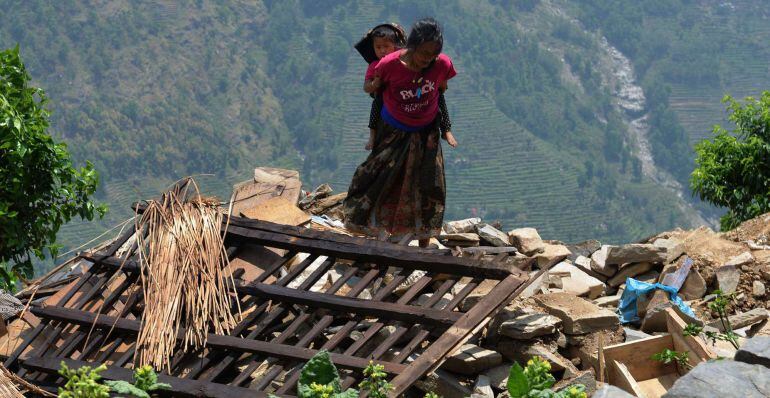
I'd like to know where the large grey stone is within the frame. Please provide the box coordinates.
[497,341,577,376]
[508,227,545,255]
[725,252,755,267]
[735,336,770,368]
[444,217,482,234]
[549,262,606,299]
[470,375,494,398]
[608,262,655,287]
[606,244,667,265]
[484,363,513,390]
[440,232,480,242]
[590,245,618,277]
[754,281,766,298]
[653,237,686,263]
[416,370,473,398]
[660,263,707,300]
[624,327,653,342]
[499,313,561,339]
[709,308,770,332]
[716,264,742,294]
[566,240,602,262]
[441,343,503,375]
[664,360,770,398]
[593,295,620,308]
[535,244,573,269]
[592,385,636,398]
[477,224,511,247]
[535,293,620,334]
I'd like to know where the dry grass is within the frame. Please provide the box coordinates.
[134,179,240,371]
[0,364,53,397]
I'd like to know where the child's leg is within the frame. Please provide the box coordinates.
[367,94,384,150]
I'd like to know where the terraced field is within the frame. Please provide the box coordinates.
[669,1,770,146]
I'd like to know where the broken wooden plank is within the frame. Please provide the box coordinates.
[387,273,527,397]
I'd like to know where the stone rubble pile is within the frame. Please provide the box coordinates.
[297,185,770,397]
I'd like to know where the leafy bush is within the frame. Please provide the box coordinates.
[691,92,770,230]
[0,46,105,290]
[295,351,358,398]
[507,356,587,398]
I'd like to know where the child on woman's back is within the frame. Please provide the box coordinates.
[356,23,454,151]
[356,24,405,150]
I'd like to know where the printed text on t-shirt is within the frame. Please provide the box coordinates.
[399,80,435,100]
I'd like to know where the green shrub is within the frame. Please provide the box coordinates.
[691,92,770,230]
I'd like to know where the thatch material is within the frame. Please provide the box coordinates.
[0,364,53,397]
[134,180,240,371]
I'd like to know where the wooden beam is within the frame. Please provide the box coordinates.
[236,281,461,327]
[30,306,406,375]
[132,202,517,279]
[21,357,284,398]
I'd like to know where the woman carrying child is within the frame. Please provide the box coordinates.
[344,18,458,248]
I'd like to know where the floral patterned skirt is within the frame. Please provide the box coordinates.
[343,118,446,240]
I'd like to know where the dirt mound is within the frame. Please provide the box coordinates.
[724,212,770,243]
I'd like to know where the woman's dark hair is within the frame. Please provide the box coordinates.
[406,18,443,53]
[371,26,399,44]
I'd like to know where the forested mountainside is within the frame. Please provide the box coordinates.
[2,0,769,269]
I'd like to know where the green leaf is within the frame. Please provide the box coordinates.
[105,380,151,398]
[507,362,530,398]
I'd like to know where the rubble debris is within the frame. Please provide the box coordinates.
[725,251,755,267]
[605,244,667,265]
[735,336,770,368]
[535,293,619,334]
[470,374,494,398]
[497,340,578,375]
[417,370,473,398]
[716,264,742,294]
[607,262,654,287]
[442,344,503,375]
[476,224,511,247]
[535,244,572,269]
[593,295,620,308]
[566,240,601,262]
[592,385,636,398]
[549,262,606,299]
[660,262,706,300]
[623,327,652,342]
[508,228,545,255]
[664,359,770,398]
[707,307,769,332]
[444,217,482,234]
[498,313,561,339]
[753,280,766,297]
[554,369,596,396]
[590,245,618,277]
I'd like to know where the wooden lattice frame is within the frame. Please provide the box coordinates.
[4,208,532,397]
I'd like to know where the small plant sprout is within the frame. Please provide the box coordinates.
[104,365,171,398]
[359,361,392,398]
[423,393,441,398]
[58,361,110,398]
[508,356,587,398]
[682,323,703,337]
[703,290,741,349]
[652,349,692,371]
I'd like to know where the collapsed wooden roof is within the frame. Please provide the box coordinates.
[2,186,538,397]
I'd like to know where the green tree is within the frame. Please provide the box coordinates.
[1,46,105,290]
[691,92,770,230]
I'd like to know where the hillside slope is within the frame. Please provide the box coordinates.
[2,0,769,272]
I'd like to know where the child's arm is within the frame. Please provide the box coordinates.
[438,92,452,138]
[363,77,382,93]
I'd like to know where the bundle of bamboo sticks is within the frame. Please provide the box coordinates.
[134,181,240,371]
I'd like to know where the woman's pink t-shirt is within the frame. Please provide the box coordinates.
[374,50,457,127]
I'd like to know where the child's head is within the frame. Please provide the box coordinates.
[371,26,399,59]
[406,18,443,70]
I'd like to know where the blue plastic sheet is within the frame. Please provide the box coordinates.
[616,277,697,324]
